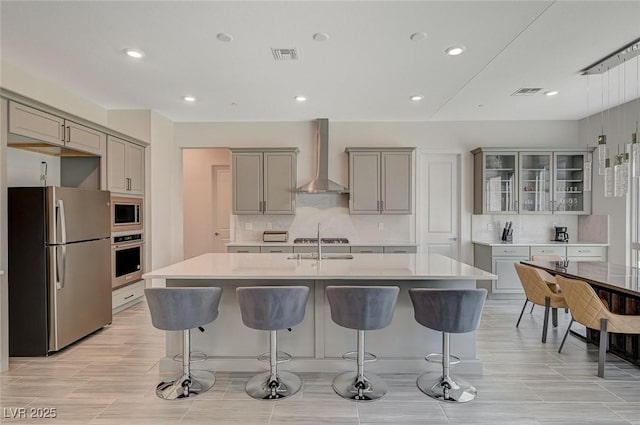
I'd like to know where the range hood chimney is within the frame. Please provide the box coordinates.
[296,118,349,194]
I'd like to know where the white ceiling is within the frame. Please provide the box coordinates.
[1,1,639,122]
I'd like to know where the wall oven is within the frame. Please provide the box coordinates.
[111,196,143,232]
[112,233,143,289]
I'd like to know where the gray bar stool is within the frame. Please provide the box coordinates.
[145,287,223,400]
[236,286,310,400]
[326,285,400,401]
[409,288,486,403]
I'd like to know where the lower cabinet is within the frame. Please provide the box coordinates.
[383,246,417,254]
[112,280,145,313]
[474,243,608,295]
[228,246,260,253]
[350,246,384,253]
[260,246,293,253]
[293,246,350,254]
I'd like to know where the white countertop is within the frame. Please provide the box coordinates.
[226,242,417,247]
[472,240,608,247]
[143,253,496,281]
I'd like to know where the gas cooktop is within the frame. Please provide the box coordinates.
[293,238,350,244]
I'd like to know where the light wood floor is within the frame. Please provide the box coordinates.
[2,298,640,425]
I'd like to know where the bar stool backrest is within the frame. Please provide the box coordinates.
[236,286,310,331]
[326,286,400,331]
[145,287,223,331]
[409,288,487,333]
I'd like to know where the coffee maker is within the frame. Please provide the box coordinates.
[554,226,569,242]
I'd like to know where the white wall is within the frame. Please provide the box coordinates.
[578,99,638,265]
[1,61,107,125]
[182,148,230,258]
[175,120,579,262]
[6,148,61,187]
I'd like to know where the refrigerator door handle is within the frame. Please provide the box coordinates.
[57,200,67,289]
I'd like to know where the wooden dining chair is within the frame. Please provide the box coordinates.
[557,276,640,378]
[514,264,568,343]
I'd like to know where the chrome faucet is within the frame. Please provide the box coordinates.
[316,223,322,260]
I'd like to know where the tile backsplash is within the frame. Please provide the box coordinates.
[471,214,609,244]
[233,194,413,244]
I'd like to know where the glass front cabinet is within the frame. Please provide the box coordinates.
[519,152,552,214]
[473,148,591,215]
[553,152,591,215]
[475,151,518,214]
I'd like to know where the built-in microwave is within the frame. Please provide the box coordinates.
[111,196,142,232]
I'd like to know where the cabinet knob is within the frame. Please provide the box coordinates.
[214,232,220,236]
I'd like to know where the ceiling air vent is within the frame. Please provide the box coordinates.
[271,48,298,61]
[511,88,543,96]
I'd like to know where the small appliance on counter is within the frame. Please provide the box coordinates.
[553,226,569,243]
[500,221,513,243]
[263,230,288,242]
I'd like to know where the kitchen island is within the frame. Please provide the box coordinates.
[143,253,496,375]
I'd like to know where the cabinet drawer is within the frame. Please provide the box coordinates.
[491,246,529,257]
[294,246,350,254]
[530,246,566,257]
[351,246,384,253]
[567,246,606,258]
[227,246,260,253]
[260,246,293,253]
[113,280,144,310]
[383,246,417,254]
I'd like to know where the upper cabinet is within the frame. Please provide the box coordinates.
[8,101,105,156]
[345,147,415,215]
[108,136,145,195]
[472,148,591,215]
[231,148,298,215]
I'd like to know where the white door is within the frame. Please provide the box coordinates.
[417,153,460,259]
[212,165,231,253]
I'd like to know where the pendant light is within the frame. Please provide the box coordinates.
[614,153,629,196]
[604,158,615,197]
[630,56,640,178]
[597,71,609,175]
[583,76,592,192]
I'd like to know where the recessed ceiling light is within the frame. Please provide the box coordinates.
[410,95,424,101]
[410,32,428,41]
[313,33,329,42]
[183,96,196,102]
[124,48,144,59]
[295,96,307,102]
[216,33,233,42]
[544,90,559,96]
[445,46,465,56]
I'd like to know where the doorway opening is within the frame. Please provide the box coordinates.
[182,148,231,258]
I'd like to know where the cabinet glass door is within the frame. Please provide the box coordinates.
[519,152,552,213]
[484,153,517,213]
[554,153,587,214]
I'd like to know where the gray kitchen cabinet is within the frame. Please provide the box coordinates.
[8,101,105,156]
[260,246,294,253]
[472,147,592,215]
[293,246,350,254]
[107,135,145,195]
[474,244,529,294]
[231,148,298,215]
[346,147,414,215]
[383,246,418,253]
[566,246,607,261]
[350,246,384,253]
[227,246,261,253]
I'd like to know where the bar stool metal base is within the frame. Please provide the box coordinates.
[416,371,476,403]
[332,371,388,401]
[155,370,215,400]
[245,371,302,400]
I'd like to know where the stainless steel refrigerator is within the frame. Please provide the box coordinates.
[8,186,112,356]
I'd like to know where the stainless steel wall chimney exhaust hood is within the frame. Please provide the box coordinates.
[296,118,349,194]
